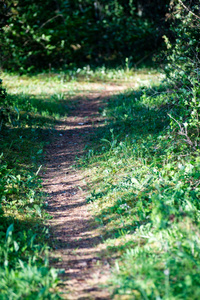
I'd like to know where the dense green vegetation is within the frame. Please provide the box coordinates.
[79,1,200,298]
[0,0,170,72]
[0,0,200,299]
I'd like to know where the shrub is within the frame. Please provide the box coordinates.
[163,0,200,150]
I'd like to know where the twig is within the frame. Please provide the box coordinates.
[168,114,197,150]
[39,14,63,29]
[134,51,156,68]
[177,0,200,20]
[194,180,200,189]
[36,165,42,176]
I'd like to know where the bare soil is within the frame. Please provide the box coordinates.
[42,84,130,299]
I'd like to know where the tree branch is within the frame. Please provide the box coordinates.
[177,0,200,20]
[39,14,63,29]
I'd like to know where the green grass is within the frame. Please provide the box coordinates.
[1,67,199,299]
[58,65,163,83]
[0,73,79,299]
[1,68,154,299]
[78,79,200,299]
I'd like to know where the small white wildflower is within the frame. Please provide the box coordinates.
[164,269,170,276]
[119,203,131,210]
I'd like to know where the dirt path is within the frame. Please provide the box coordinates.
[42,84,130,299]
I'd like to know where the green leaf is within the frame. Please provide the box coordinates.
[6,223,14,240]
[14,241,19,252]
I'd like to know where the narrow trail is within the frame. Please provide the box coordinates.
[42,84,130,299]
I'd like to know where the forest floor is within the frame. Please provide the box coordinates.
[42,83,132,299]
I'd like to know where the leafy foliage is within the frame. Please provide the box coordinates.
[77,2,200,298]
[0,0,200,298]
[0,0,170,72]
[163,0,200,150]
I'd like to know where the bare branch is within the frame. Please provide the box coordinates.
[177,0,200,20]
[168,114,197,150]
[39,14,63,29]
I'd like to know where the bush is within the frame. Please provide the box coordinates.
[163,0,200,150]
[0,0,170,72]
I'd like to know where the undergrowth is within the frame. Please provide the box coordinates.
[79,77,200,298]
[78,5,200,298]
